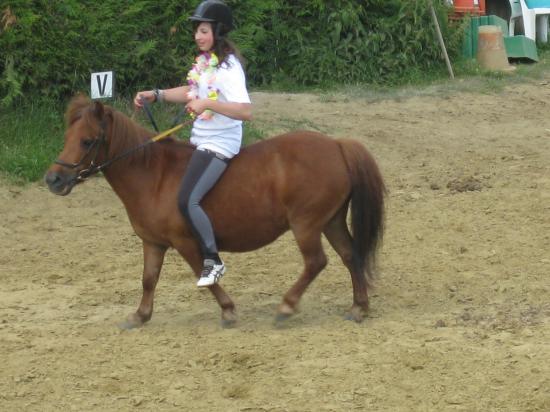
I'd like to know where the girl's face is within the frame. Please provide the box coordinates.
[194,22,214,52]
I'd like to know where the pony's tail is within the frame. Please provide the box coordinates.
[338,139,386,287]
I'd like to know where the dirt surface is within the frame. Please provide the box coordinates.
[1,81,550,411]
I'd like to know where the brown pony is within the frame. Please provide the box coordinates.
[45,95,385,328]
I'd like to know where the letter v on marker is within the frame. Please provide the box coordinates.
[96,73,108,96]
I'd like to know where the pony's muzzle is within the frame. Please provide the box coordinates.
[44,170,75,196]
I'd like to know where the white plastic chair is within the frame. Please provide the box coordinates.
[519,0,550,42]
[508,0,523,35]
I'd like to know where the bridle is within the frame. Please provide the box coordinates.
[54,120,108,184]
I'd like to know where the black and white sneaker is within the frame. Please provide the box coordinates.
[197,259,226,287]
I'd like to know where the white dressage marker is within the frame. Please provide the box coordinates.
[91,71,114,99]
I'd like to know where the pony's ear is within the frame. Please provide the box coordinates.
[91,100,105,120]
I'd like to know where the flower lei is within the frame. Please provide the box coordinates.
[186,52,220,120]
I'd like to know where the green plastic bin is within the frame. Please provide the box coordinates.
[462,15,538,62]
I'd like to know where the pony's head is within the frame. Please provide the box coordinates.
[44,95,110,195]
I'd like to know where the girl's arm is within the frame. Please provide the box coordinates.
[186,99,252,121]
[162,86,191,104]
[134,86,191,108]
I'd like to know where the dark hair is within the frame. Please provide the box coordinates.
[192,21,245,68]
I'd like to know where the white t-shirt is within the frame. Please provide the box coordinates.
[190,54,251,158]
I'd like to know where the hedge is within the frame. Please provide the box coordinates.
[0,0,460,106]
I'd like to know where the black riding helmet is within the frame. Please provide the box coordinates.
[189,0,234,35]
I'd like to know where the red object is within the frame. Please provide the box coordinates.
[453,0,486,15]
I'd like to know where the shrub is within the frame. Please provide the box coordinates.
[0,0,460,106]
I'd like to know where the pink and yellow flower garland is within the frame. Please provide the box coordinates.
[186,52,220,120]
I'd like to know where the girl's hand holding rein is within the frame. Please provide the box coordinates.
[133,91,156,109]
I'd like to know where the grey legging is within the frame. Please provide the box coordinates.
[178,149,229,261]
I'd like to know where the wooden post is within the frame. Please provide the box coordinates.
[430,1,455,79]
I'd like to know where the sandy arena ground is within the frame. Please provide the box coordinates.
[1,82,550,411]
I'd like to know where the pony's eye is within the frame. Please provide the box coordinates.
[82,138,94,149]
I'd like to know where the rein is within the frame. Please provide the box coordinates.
[141,97,160,132]
[55,117,194,184]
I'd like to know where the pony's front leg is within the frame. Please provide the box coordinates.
[119,241,167,329]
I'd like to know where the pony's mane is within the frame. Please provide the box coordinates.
[107,107,153,162]
[65,95,193,167]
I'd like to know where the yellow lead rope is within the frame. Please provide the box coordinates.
[151,122,188,142]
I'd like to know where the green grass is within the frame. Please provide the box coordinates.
[0,101,65,184]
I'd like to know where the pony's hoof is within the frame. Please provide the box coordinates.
[118,313,145,330]
[221,318,236,329]
[221,310,237,329]
[274,312,293,323]
[275,302,296,325]
[345,306,367,323]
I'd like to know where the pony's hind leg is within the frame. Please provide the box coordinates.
[323,206,369,322]
[119,241,167,329]
[277,226,327,321]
